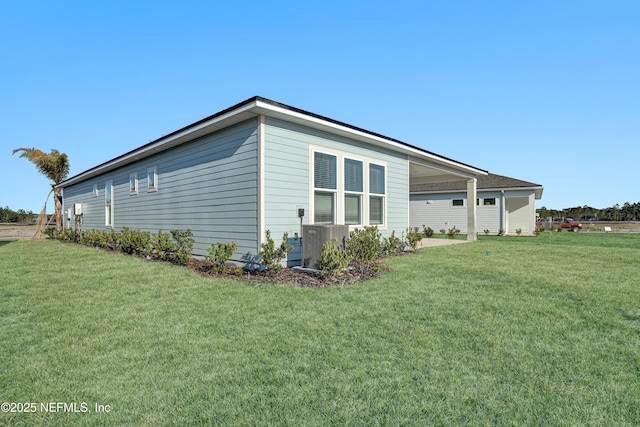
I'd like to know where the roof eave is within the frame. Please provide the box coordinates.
[58,96,487,188]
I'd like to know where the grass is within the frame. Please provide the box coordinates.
[1,234,639,425]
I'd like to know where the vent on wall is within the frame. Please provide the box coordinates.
[301,225,349,269]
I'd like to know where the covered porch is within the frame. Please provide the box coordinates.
[409,157,486,241]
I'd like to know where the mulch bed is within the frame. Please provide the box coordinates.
[189,257,401,287]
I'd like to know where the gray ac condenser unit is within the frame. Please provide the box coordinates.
[301,225,349,269]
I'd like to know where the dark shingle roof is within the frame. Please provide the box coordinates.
[410,173,542,193]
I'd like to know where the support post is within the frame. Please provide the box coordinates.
[467,178,477,241]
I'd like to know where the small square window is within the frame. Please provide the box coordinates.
[452,199,464,207]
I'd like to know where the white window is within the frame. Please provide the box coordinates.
[483,198,496,206]
[129,173,138,195]
[369,163,385,225]
[105,180,113,227]
[93,183,98,197]
[344,158,363,225]
[147,167,157,192]
[314,152,336,224]
[311,148,386,228]
[452,199,464,207]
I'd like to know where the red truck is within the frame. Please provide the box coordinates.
[560,218,583,232]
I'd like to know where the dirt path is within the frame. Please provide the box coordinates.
[0,225,39,239]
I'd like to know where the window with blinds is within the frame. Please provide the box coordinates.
[369,163,385,225]
[344,158,363,225]
[314,152,337,224]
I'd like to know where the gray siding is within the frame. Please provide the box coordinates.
[263,118,409,265]
[63,119,259,262]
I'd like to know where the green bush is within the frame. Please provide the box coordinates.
[259,230,293,272]
[382,230,402,255]
[447,226,460,239]
[347,226,381,261]
[484,229,491,236]
[405,229,423,249]
[439,228,446,235]
[497,229,505,236]
[318,238,352,277]
[206,241,238,274]
[152,230,177,261]
[422,225,434,238]
[171,229,194,265]
[516,228,523,236]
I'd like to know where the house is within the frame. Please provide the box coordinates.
[410,173,543,236]
[57,96,488,267]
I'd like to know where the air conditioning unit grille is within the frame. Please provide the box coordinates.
[301,225,349,269]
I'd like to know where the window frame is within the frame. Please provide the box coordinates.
[452,198,465,207]
[105,180,113,228]
[368,162,386,226]
[92,183,98,197]
[147,167,157,192]
[310,147,387,228]
[129,172,138,195]
[483,197,496,206]
[313,152,337,224]
[343,157,363,226]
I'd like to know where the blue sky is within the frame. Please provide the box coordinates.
[2,0,638,213]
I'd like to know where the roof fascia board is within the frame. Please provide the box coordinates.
[59,100,261,187]
[410,185,543,195]
[59,96,487,188]
[257,99,487,176]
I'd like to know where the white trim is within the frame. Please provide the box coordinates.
[92,183,98,197]
[58,99,487,188]
[257,115,265,248]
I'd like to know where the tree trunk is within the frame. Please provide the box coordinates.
[53,187,63,231]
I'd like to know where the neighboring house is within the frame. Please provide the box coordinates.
[410,173,543,236]
[57,96,488,267]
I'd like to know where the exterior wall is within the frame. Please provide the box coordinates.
[505,191,536,235]
[63,119,260,262]
[263,118,409,265]
[410,190,523,235]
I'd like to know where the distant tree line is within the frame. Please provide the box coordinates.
[537,202,640,222]
[0,206,40,224]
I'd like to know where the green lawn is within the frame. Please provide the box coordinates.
[1,234,639,425]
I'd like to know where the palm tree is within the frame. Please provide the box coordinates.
[12,148,70,230]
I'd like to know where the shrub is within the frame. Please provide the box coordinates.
[318,238,352,277]
[447,226,460,239]
[516,228,523,236]
[259,230,293,272]
[422,225,434,238]
[484,229,491,236]
[347,226,381,261]
[152,230,177,261]
[497,229,505,236]
[206,241,238,274]
[382,230,402,255]
[170,229,194,265]
[439,228,446,235]
[405,228,423,250]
